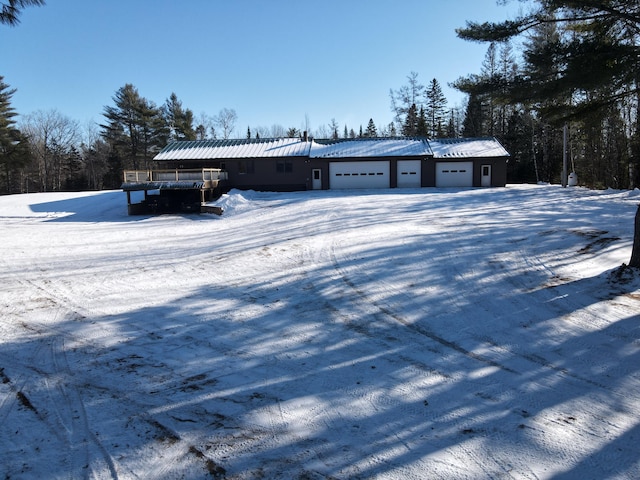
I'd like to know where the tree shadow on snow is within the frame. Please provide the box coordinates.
[3,186,640,478]
[2,262,639,478]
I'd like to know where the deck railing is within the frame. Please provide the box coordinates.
[123,168,228,183]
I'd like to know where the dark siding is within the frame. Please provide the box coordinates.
[154,152,507,190]
[423,159,437,187]
[422,157,508,187]
[472,158,507,187]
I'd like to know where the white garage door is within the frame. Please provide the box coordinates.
[330,161,390,189]
[397,160,421,188]
[435,161,473,187]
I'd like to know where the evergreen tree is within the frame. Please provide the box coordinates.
[365,118,377,138]
[328,118,340,139]
[0,0,45,26]
[425,78,447,138]
[162,93,195,141]
[504,109,537,183]
[416,107,428,137]
[195,124,207,140]
[138,98,166,170]
[0,76,30,193]
[445,110,457,138]
[456,1,640,121]
[462,93,484,137]
[82,136,109,191]
[101,84,164,176]
[402,104,418,137]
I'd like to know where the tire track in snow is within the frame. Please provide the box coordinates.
[328,244,519,375]
[0,320,119,479]
[330,221,627,395]
[0,337,53,434]
[0,267,121,478]
[493,243,636,392]
[45,335,119,479]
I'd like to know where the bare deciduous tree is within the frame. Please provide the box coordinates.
[21,109,79,191]
[214,108,237,139]
[390,72,425,132]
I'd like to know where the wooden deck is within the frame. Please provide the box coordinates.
[121,169,228,214]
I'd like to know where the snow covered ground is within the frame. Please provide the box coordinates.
[1,184,639,479]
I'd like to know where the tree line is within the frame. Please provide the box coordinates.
[0,76,460,193]
[1,0,639,193]
[454,0,640,190]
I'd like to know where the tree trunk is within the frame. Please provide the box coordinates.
[629,204,640,267]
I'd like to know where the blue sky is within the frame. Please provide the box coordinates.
[2,0,524,136]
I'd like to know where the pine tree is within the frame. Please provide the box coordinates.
[0,0,45,26]
[425,79,447,138]
[0,76,30,193]
[101,84,164,174]
[365,118,377,138]
[456,1,640,120]
[162,93,195,141]
[462,93,484,137]
[416,107,428,137]
[328,118,340,139]
[445,110,457,138]
[402,104,418,137]
[456,0,640,266]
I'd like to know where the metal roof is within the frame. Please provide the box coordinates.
[429,137,510,158]
[153,137,510,161]
[309,138,432,158]
[154,138,312,161]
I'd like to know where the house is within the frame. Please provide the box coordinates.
[151,136,509,191]
[153,137,312,192]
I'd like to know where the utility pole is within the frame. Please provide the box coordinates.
[562,123,568,187]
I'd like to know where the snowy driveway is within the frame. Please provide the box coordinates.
[1,185,639,479]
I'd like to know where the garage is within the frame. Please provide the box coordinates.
[435,161,473,187]
[329,161,390,189]
[397,160,422,188]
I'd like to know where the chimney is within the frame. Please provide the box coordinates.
[303,130,308,142]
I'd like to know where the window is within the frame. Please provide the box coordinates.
[276,159,293,173]
[238,160,254,174]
